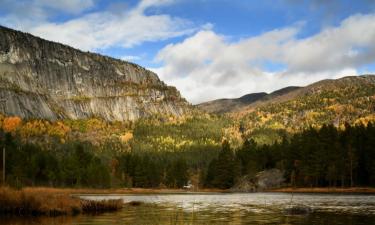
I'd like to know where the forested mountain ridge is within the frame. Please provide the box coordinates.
[0,26,191,121]
[196,87,301,113]
[215,75,375,145]
[196,92,268,113]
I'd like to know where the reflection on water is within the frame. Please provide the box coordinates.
[1,193,375,225]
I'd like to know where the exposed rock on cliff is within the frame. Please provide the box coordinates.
[0,26,190,121]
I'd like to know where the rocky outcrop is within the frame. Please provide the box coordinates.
[0,26,190,121]
[231,169,285,192]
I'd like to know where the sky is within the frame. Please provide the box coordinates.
[1,0,375,104]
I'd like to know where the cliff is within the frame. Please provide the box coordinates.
[0,26,190,121]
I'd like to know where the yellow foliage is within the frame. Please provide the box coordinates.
[305,111,321,120]
[19,120,47,138]
[260,115,269,123]
[327,104,355,114]
[222,126,243,149]
[120,132,133,143]
[47,121,71,139]
[269,122,285,130]
[2,116,22,133]
[355,115,375,126]
[86,118,106,131]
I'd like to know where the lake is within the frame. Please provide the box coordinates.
[1,193,375,224]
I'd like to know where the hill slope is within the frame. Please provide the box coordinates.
[197,86,300,113]
[196,92,267,113]
[0,26,190,121]
[228,75,375,143]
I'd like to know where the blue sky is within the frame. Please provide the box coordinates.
[1,0,375,103]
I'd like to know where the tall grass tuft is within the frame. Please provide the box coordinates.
[0,187,123,216]
[80,199,123,213]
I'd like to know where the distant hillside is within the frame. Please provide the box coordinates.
[227,75,375,144]
[197,86,300,113]
[196,92,267,113]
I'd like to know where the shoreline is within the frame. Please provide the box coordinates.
[0,187,123,217]
[267,187,375,194]
[21,187,227,195]
[22,186,375,195]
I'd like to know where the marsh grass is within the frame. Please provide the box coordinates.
[0,187,123,216]
[80,199,123,213]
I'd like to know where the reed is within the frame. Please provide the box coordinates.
[0,187,123,216]
[81,199,123,213]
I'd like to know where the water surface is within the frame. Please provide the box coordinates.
[1,193,375,224]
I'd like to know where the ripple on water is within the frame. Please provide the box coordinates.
[1,193,374,225]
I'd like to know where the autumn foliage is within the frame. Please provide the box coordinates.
[0,187,123,216]
[2,116,22,133]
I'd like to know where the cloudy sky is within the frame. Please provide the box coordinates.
[1,0,375,103]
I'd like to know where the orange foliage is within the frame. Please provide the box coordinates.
[2,116,22,132]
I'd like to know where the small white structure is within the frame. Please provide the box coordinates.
[183,180,193,189]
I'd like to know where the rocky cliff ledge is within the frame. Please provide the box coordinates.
[0,26,190,121]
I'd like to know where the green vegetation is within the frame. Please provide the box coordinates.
[0,133,111,188]
[0,114,229,189]
[205,123,375,188]
[1,115,374,189]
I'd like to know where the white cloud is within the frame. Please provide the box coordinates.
[283,14,375,73]
[30,11,193,50]
[136,0,175,11]
[0,0,94,20]
[154,14,375,104]
[0,0,195,51]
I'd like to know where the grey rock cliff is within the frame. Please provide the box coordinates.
[0,26,190,121]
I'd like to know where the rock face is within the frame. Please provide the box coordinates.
[231,169,285,192]
[0,26,190,121]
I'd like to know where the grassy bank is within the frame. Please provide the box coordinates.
[0,187,123,216]
[19,187,225,195]
[269,187,375,194]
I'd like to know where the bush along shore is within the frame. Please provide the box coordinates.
[0,187,123,216]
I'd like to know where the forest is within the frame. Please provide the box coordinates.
[1,120,374,189]
[205,123,375,189]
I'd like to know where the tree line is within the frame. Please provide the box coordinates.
[0,131,194,189]
[1,122,374,189]
[205,123,375,188]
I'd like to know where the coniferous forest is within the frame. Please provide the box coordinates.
[1,120,374,189]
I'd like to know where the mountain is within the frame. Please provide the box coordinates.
[196,92,268,113]
[228,75,375,143]
[197,86,300,113]
[0,26,190,121]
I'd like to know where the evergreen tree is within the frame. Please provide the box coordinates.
[211,140,236,189]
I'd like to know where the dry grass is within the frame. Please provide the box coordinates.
[0,187,123,216]
[81,199,123,213]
